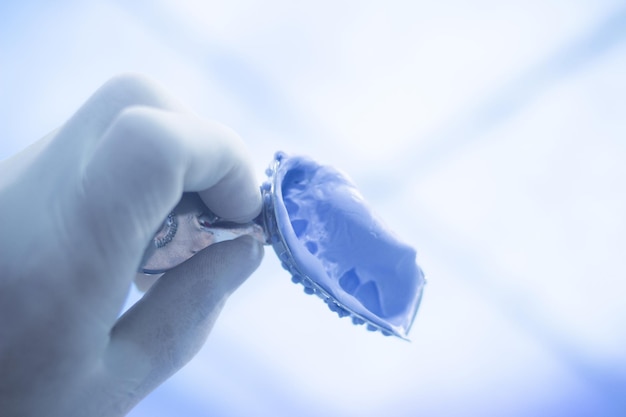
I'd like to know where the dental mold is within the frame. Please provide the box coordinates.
[260,152,425,339]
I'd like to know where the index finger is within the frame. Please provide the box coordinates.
[72,107,261,318]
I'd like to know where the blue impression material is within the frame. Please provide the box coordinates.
[262,152,425,339]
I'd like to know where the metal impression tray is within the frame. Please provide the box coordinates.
[141,152,425,339]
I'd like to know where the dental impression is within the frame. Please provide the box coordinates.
[141,152,425,339]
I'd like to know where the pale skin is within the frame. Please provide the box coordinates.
[0,74,264,416]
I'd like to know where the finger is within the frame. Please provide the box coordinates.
[102,236,263,412]
[76,105,261,281]
[72,107,262,330]
[50,73,189,161]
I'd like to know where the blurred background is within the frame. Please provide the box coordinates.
[2,1,625,416]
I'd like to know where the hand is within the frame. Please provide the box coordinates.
[0,74,264,416]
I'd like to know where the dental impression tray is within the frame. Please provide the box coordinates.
[141,152,425,339]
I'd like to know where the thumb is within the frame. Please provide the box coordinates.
[101,235,263,412]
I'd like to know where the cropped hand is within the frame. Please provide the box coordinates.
[0,74,264,416]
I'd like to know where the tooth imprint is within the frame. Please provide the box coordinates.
[154,212,178,248]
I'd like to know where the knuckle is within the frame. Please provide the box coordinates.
[107,106,186,184]
[100,73,160,101]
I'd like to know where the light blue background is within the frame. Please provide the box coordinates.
[2,1,625,416]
